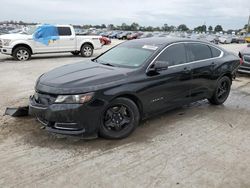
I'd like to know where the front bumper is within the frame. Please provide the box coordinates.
[29,95,105,137]
[0,47,12,55]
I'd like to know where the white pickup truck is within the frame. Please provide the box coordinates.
[0,25,102,61]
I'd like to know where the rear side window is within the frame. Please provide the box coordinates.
[57,27,72,36]
[156,43,187,66]
[210,46,222,57]
[186,43,212,62]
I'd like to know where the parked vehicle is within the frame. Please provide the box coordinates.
[127,32,143,40]
[218,35,233,44]
[117,31,132,40]
[238,44,250,73]
[245,33,250,43]
[109,31,123,39]
[29,38,240,139]
[0,25,102,61]
[138,32,153,39]
[100,36,111,45]
[231,36,245,43]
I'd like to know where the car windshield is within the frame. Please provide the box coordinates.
[96,43,158,68]
[21,26,37,35]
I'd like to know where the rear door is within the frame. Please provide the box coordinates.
[142,43,193,114]
[185,43,217,101]
[57,26,76,52]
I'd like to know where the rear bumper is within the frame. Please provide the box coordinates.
[29,96,105,137]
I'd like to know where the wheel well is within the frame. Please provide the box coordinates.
[115,94,143,118]
[81,42,94,50]
[220,73,232,83]
[12,44,33,55]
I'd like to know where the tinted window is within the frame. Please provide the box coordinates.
[186,43,212,61]
[156,43,187,66]
[57,27,72,36]
[210,46,221,57]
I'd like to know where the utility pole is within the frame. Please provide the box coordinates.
[248,14,250,33]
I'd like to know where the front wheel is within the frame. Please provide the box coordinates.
[208,76,231,105]
[13,47,31,61]
[80,44,93,57]
[99,98,140,139]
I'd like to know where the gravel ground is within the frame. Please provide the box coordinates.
[0,40,250,188]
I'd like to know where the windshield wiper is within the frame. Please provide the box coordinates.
[100,62,115,67]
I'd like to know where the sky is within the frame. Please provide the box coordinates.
[0,0,250,30]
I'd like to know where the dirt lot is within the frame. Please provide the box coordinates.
[0,41,250,188]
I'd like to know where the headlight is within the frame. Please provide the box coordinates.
[3,39,11,46]
[55,93,94,104]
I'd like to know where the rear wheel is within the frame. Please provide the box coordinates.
[208,76,231,105]
[99,98,140,139]
[80,44,93,57]
[13,47,31,61]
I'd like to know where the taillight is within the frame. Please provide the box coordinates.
[240,58,243,65]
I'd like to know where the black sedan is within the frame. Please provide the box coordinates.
[29,38,240,139]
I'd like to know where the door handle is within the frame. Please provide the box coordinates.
[69,38,74,40]
[183,67,191,73]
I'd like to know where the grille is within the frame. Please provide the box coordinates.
[34,92,57,105]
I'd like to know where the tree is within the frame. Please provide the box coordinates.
[130,22,139,31]
[194,25,207,33]
[208,26,213,32]
[177,24,189,31]
[107,24,115,30]
[162,24,170,31]
[101,24,106,29]
[244,24,250,32]
[214,25,223,32]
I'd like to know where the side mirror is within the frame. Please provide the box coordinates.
[247,44,250,48]
[150,61,169,71]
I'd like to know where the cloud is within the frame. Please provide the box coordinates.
[0,0,249,29]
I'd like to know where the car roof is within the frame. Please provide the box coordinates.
[125,37,210,46]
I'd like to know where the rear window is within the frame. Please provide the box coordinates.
[186,43,212,61]
[57,27,72,36]
[210,46,222,57]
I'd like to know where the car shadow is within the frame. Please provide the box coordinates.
[0,53,99,63]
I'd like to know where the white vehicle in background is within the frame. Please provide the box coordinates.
[0,25,102,61]
[218,35,233,44]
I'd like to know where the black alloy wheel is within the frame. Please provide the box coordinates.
[208,76,231,105]
[99,98,140,139]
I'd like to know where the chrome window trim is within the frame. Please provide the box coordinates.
[146,41,224,72]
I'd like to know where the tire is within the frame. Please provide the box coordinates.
[80,44,93,57]
[208,76,231,105]
[13,47,31,61]
[99,97,140,139]
[71,51,80,56]
[122,36,126,40]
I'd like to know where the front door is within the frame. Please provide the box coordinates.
[140,43,193,114]
[56,26,76,52]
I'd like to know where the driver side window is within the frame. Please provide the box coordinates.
[156,43,187,66]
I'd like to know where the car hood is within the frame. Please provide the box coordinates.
[0,33,32,40]
[36,61,133,94]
